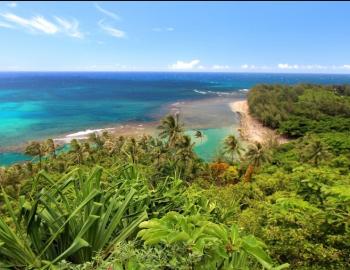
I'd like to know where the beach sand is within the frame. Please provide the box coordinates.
[229,100,289,144]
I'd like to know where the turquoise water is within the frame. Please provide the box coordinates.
[0,152,32,165]
[0,127,234,165]
[0,144,70,166]
[187,126,239,161]
[2,72,350,166]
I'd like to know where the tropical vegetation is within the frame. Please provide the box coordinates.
[0,83,349,269]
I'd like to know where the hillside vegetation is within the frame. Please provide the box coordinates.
[248,84,350,136]
[0,84,349,269]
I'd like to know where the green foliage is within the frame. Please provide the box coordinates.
[1,84,350,269]
[248,84,350,136]
[0,166,147,267]
[138,212,289,270]
[157,114,184,146]
[223,134,242,163]
[235,163,350,269]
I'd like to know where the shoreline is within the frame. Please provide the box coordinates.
[0,96,241,154]
[0,122,159,153]
[229,100,289,144]
[53,121,158,145]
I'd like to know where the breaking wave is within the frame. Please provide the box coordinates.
[54,128,115,143]
[193,89,249,96]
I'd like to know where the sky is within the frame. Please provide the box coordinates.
[0,1,350,73]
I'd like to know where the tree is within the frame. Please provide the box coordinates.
[45,138,57,159]
[194,130,203,142]
[150,138,167,167]
[303,139,329,167]
[24,141,45,169]
[175,135,196,161]
[69,139,84,164]
[223,135,241,163]
[122,137,139,163]
[157,114,184,146]
[104,135,125,156]
[244,142,270,182]
[88,132,104,151]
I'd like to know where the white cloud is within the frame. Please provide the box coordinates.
[241,64,260,70]
[278,64,338,71]
[54,17,84,38]
[278,63,299,69]
[2,13,58,34]
[0,21,14,28]
[304,64,327,70]
[98,19,125,38]
[212,65,230,70]
[1,12,84,38]
[94,3,120,20]
[169,59,201,70]
[235,63,350,73]
[7,2,17,8]
[152,27,174,32]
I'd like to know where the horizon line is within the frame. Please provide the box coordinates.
[1,70,350,75]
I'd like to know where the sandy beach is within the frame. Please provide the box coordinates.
[0,122,159,153]
[230,100,289,144]
[53,121,158,144]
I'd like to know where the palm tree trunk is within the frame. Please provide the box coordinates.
[244,164,254,183]
[39,155,42,169]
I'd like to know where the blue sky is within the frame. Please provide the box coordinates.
[1,1,350,73]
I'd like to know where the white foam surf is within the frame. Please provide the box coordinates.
[193,89,249,96]
[54,128,115,143]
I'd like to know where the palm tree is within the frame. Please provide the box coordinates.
[88,132,104,151]
[243,142,270,182]
[2,165,22,194]
[157,114,184,146]
[82,142,93,162]
[175,135,196,161]
[23,161,34,177]
[122,137,139,163]
[174,135,197,178]
[194,130,203,142]
[69,139,84,164]
[150,138,167,167]
[101,130,111,141]
[139,135,151,152]
[223,135,241,163]
[24,141,45,169]
[304,140,328,167]
[103,135,125,156]
[45,138,56,159]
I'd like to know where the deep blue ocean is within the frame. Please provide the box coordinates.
[1,72,350,165]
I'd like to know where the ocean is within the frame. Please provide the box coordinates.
[1,72,350,165]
